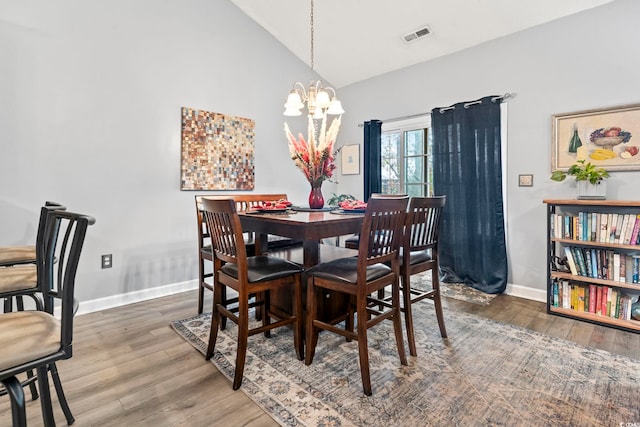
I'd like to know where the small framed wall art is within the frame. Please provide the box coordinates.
[551,103,640,172]
[341,144,360,175]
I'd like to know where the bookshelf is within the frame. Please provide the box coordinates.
[544,199,640,333]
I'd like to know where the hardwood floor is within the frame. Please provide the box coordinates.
[2,290,638,426]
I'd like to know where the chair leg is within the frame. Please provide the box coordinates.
[232,296,249,390]
[2,376,27,427]
[197,259,205,315]
[262,291,271,338]
[293,275,304,361]
[305,280,319,365]
[37,365,55,427]
[392,278,408,367]
[50,363,75,425]
[401,273,418,357]
[25,368,40,401]
[356,298,372,396]
[432,268,447,338]
[205,282,222,360]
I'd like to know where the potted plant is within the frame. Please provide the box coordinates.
[327,193,356,206]
[550,160,610,200]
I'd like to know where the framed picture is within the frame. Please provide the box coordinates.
[341,144,360,175]
[551,103,640,172]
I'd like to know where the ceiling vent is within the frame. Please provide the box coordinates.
[402,26,431,43]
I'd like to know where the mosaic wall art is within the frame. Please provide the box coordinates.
[180,107,255,190]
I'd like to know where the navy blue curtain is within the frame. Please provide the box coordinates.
[431,96,507,294]
[363,120,382,201]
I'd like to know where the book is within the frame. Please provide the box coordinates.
[614,214,624,243]
[609,213,618,243]
[625,254,634,284]
[577,286,585,311]
[620,254,626,283]
[562,281,571,309]
[590,249,598,279]
[613,253,621,282]
[630,214,640,245]
[572,247,587,276]
[595,286,603,315]
[583,248,592,278]
[599,214,608,243]
[591,212,598,241]
[564,246,578,275]
[619,214,630,244]
[633,255,640,284]
[623,213,636,245]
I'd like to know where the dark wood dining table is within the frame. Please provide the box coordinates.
[238,208,364,320]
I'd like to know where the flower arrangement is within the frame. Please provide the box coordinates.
[285,115,341,187]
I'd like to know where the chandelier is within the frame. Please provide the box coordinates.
[283,0,344,119]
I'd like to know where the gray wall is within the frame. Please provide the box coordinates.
[337,0,640,298]
[0,0,331,305]
[2,0,638,306]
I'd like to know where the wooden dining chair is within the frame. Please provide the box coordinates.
[397,196,447,356]
[201,198,304,390]
[305,195,409,396]
[0,209,94,427]
[194,194,302,315]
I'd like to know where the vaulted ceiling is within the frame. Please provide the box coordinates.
[230,0,614,88]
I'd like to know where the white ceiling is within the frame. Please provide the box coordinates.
[230,0,614,88]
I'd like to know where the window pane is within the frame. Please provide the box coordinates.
[405,130,424,156]
[405,156,424,184]
[381,133,401,194]
[405,184,424,198]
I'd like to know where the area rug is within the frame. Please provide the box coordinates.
[415,272,497,306]
[171,302,640,427]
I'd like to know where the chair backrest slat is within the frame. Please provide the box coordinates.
[406,196,446,252]
[359,196,409,267]
[201,198,248,267]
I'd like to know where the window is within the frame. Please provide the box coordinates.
[381,117,432,197]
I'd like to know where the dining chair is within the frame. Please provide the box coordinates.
[0,209,94,427]
[305,195,409,396]
[0,203,67,410]
[201,198,303,390]
[397,196,448,357]
[194,194,302,315]
[0,202,65,269]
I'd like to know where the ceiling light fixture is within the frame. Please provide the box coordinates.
[283,0,344,119]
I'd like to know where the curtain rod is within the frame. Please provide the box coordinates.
[357,92,515,127]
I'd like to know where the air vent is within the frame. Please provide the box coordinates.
[402,26,431,43]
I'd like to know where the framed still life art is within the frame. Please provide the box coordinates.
[551,103,640,172]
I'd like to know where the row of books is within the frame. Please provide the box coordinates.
[551,279,639,321]
[551,212,640,245]
[562,246,640,284]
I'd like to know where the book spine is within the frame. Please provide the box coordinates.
[595,285,602,315]
[572,247,587,277]
[600,213,608,243]
[564,246,578,276]
[591,212,598,242]
[630,214,640,245]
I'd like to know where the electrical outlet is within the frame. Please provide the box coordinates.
[101,254,112,269]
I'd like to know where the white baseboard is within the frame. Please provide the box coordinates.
[504,282,547,303]
[76,280,198,316]
[74,279,546,317]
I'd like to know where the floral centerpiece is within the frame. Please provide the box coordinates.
[285,115,341,208]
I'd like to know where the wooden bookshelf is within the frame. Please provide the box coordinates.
[544,199,640,333]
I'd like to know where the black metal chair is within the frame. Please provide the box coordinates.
[201,198,303,390]
[305,195,409,396]
[0,201,65,269]
[0,209,94,426]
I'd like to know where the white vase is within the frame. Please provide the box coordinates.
[576,180,606,200]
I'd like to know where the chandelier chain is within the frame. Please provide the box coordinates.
[310,0,314,71]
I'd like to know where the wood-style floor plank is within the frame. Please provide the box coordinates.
[2,289,639,426]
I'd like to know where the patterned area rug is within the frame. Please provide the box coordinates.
[171,304,640,427]
[415,272,498,306]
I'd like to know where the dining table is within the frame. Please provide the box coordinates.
[238,207,365,321]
